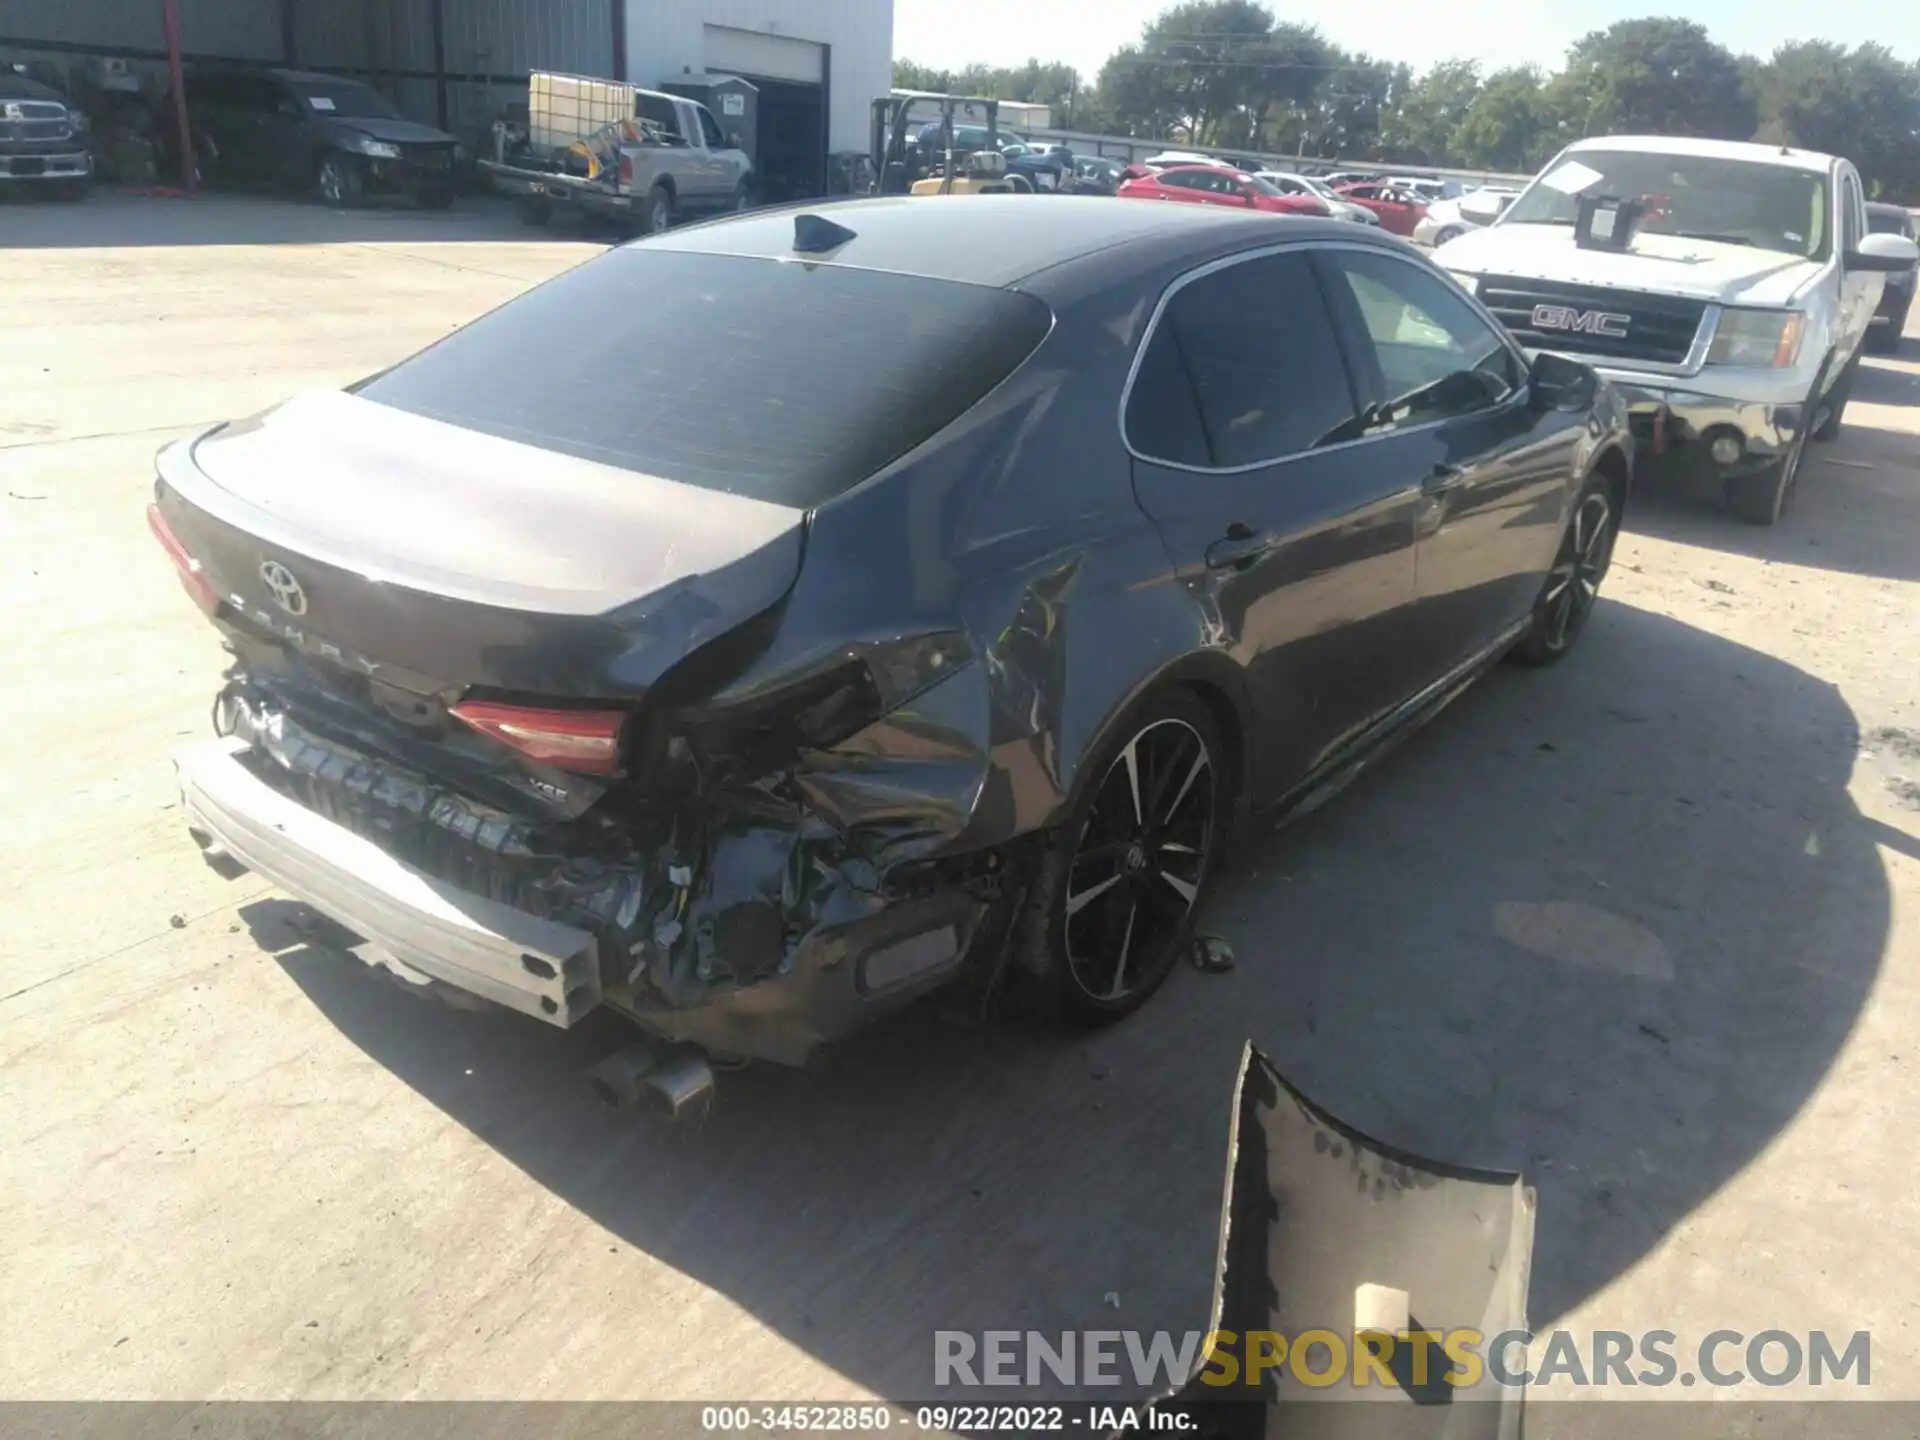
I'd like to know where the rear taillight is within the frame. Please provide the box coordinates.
[146,503,221,616]
[450,701,628,775]
[618,152,633,186]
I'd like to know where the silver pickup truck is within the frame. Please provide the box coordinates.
[482,72,751,234]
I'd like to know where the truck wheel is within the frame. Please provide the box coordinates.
[316,152,364,208]
[1005,173,1034,194]
[517,196,552,227]
[1812,355,1859,442]
[418,186,455,211]
[1433,224,1464,246]
[1725,435,1805,526]
[729,180,751,213]
[641,183,673,235]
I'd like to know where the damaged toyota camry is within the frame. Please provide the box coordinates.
[154,196,1629,1099]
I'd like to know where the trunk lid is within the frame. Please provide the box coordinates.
[157,389,804,700]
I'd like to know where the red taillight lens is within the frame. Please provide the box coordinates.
[618,152,633,186]
[146,502,221,616]
[449,701,627,775]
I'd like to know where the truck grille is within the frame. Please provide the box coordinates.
[0,101,73,143]
[1478,275,1708,367]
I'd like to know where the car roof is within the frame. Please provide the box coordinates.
[1565,134,1836,173]
[643,194,1369,289]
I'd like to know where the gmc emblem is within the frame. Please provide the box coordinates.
[1531,304,1631,338]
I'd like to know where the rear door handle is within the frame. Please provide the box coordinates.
[1206,521,1271,570]
[1422,462,1465,495]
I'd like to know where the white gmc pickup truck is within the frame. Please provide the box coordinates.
[1436,136,1920,524]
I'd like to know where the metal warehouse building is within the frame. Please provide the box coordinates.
[3,0,893,199]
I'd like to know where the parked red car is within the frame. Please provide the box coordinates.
[1331,181,1427,236]
[1117,164,1330,216]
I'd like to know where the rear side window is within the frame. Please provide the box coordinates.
[1125,251,1361,469]
[358,249,1052,508]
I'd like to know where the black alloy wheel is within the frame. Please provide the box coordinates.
[1013,691,1224,1023]
[1512,482,1618,665]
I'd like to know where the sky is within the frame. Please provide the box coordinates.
[892,0,1914,84]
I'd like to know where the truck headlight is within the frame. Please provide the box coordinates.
[351,137,402,159]
[1446,271,1480,296]
[1707,308,1805,368]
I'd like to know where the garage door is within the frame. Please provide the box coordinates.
[703,24,823,85]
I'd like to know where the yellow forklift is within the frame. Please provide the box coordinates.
[869,91,1021,196]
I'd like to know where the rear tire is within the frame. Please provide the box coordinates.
[517,196,552,227]
[1433,224,1464,246]
[1005,173,1034,194]
[1866,306,1909,355]
[1010,690,1226,1026]
[641,182,673,234]
[1510,474,1620,666]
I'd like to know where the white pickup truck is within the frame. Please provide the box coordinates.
[1436,136,1920,524]
[482,72,752,235]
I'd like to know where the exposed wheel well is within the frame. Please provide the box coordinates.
[1178,678,1247,815]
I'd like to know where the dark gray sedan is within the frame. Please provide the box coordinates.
[151,197,1630,1107]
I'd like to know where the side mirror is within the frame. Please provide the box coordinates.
[1848,232,1920,272]
[1528,349,1599,412]
[727,131,743,149]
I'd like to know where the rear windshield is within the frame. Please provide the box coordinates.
[357,248,1053,508]
[1867,209,1913,237]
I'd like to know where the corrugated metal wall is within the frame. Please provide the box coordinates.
[445,0,609,78]
[5,0,280,59]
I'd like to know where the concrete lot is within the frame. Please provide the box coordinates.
[3,192,1919,1407]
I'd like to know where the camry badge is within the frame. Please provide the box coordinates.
[259,559,307,616]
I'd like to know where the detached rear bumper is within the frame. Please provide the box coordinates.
[175,736,603,1026]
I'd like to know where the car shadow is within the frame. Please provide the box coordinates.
[1626,416,1920,583]
[272,602,1886,1401]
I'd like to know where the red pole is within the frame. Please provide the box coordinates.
[162,0,195,193]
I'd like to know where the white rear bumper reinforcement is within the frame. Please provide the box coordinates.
[173,736,602,1027]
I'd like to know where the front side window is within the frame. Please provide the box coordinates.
[1505,148,1829,261]
[1327,251,1520,427]
[697,105,725,149]
[1125,251,1363,469]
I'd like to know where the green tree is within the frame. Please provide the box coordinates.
[1377,59,1481,164]
[1451,67,1570,170]
[892,59,956,93]
[1557,18,1755,139]
[1750,42,1920,198]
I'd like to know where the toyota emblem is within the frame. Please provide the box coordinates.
[259,559,307,616]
